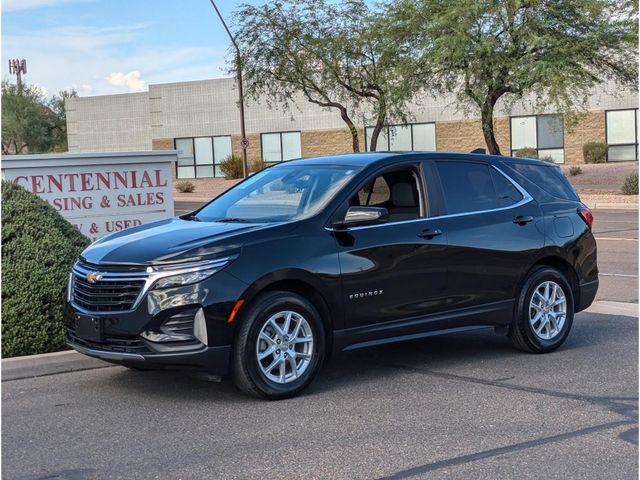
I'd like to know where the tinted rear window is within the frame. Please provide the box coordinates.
[508,163,579,201]
[491,168,523,207]
[436,161,498,214]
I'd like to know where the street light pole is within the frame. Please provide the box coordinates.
[209,0,249,178]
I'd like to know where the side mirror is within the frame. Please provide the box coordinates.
[333,206,389,230]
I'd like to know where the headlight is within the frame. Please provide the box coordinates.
[153,269,218,289]
[149,255,237,290]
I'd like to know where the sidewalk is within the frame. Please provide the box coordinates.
[2,349,113,381]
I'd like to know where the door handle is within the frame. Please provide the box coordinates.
[418,228,443,239]
[513,215,534,225]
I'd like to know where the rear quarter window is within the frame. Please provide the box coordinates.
[507,162,579,202]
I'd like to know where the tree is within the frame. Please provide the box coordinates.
[1,81,77,154]
[48,88,78,152]
[386,0,638,154]
[233,0,418,152]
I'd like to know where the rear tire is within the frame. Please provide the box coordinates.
[509,266,574,353]
[232,291,325,399]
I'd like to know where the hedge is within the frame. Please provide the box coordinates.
[2,181,90,357]
[219,154,245,179]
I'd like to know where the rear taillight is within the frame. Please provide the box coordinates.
[577,206,594,229]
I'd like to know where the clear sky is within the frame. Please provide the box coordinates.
[1,0,262,97]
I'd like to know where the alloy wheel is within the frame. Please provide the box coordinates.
[529,280,567,340]
[255,310,314,384]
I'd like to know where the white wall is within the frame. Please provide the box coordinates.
[67,76,638,153]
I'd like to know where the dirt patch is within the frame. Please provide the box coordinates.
[563,162,638,191]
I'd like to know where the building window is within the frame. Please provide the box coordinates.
[261,131,302,163]
[175,136,232,178]
[365,123,436,152]
[606,109,638,162]
[511,114,564,163]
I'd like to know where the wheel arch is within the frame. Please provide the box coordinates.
[520,253,581,312]
[234,269,336,352]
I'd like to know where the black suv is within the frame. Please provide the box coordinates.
[66,152,598,399]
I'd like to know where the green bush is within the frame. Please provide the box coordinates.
[250,158,267,173]
[2,181,90,357]
[514,148,538,159]
[175,180,195,193]
[622,173,638,195]
[583,142,607,164]
[219,154,245,179]
[569,166,583,176]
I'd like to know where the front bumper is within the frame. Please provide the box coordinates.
[66,269,248,375]
[65,337,231,375]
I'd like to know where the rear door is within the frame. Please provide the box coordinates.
[431,159,544,314]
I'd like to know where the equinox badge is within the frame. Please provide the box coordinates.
[349,290,383,300]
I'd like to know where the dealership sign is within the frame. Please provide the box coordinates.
[2,151,176,241]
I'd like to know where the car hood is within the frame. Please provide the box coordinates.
[80,217,276,266]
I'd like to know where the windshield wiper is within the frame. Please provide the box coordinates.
[183,213,201,222]
[216,218,253,223]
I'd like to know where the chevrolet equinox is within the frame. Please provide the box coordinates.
[66,152,598,399]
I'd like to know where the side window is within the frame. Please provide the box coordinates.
[356,176,391,206]
[436,161,498,214]
[347,168,423,221]
[491,168,523,207]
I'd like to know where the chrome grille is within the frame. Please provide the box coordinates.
[71,263,148,313]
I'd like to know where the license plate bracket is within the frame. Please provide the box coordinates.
[75,314,103,342]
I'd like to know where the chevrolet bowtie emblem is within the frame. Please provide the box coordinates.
[85,272,103,283]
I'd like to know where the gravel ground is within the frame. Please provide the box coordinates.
[563,162,638,191]
[579,191,638,206]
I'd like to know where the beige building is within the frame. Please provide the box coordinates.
[66,77,638,189]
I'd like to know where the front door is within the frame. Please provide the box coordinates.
[333,164,448,336]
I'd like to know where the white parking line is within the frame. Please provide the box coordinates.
[594,237,638,241]
[600,273,639,278]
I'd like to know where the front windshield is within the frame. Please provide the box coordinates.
[194,165,361,223]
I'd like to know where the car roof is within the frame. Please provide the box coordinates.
[280,151,551,169]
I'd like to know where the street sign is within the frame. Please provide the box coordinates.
[240,138,250,149]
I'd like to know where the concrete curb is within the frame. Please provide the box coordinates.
[582,300,638,318]
[2,350,113,382]
[174,196,211,203]
[2,300,636,381]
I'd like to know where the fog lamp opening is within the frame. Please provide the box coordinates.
[194,307,208,345]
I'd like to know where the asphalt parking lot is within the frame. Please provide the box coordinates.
[2,207,637,480]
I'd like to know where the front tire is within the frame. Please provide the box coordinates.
[509,266,574,353]
[232,291,325,399]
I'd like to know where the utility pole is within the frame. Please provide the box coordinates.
[208,0,249,178]
[8,59,27,91]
